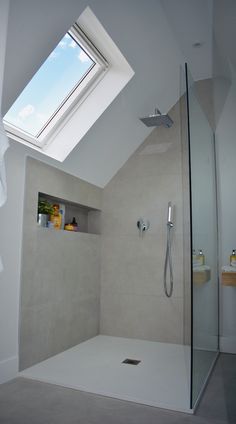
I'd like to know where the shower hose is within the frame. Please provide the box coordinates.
[164,223,173,297]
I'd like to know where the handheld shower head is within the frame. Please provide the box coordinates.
[167,201,174,227]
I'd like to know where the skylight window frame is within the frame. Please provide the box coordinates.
[3,23,109,149]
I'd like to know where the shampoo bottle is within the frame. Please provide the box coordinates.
[197,249,205,266]
[50,204,62,230]
[192,249,197,266]
[230,249,236,267]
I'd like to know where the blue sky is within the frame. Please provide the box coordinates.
[4,32,94,137]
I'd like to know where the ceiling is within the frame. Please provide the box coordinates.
[213,0,236,76]
[160,0,213,81]
[2,0,218,187]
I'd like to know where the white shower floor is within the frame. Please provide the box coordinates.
[20,335,192,413]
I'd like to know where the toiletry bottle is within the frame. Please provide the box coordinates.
[197,249,205,266]
[192,249,197,266]
[50,204,62,230]
[59,203,65,230]
[64,223,74,231]
[71,217,79,231]
[230,249,236,267]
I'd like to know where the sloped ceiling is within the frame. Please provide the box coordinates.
[213,0,236,75]
[161,0,213,81]
[3,0,213,187]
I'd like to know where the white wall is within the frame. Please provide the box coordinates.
[215,76,236,353]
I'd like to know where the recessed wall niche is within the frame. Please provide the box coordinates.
[20,157,102,370]
[38,192,101,235]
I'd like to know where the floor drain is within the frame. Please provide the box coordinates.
[122,358,141,365]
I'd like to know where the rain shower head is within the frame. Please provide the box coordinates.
[139,108,173,128]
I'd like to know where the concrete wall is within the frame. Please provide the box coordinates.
[19,158,102,369]
[100,99,186,344]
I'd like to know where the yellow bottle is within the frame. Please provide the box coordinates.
[50,204,62,230]
[64,223,74,231]
[230,249,236,267]
[197,249,205,266]
[192,249,198,266]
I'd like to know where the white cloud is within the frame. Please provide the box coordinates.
[78,50,90,63]
[18,104,35,120]
[59,40,67,49]
[69,40,77,49]
[36,112,47,123]
[49,51,59,60]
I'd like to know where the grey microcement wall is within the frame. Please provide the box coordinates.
[20,158,102,370]
[20,97,190,369]
[100,97,187,344]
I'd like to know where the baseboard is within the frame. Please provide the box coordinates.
[194,333,218,351]
[0,356,18,384]
[220,336,236,354]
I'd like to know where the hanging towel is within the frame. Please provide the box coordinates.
[0,0,10,272]
[0,123,9,208]
[0,0,10,207]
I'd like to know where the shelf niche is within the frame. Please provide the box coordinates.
[38,192,101,235]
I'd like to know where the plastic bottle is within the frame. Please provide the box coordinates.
[197,249,205,266]
[71,217,79,231]
[192,249,198,266]
[50,204,62,230]
[230,249,236,267]
[64,223,74,231]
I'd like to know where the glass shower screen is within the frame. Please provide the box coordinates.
[185,64,219,408]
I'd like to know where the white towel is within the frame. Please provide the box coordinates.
[0,0,10,272]
[0,122,9,208]
[222,266,236,272]
[0,256,3,273]
[193,265,210,272]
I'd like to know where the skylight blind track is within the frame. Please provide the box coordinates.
[71,23,109,68]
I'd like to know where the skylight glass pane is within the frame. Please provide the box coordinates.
[4,32,94,137]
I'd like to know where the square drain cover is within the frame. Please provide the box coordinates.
[122,358,141,365]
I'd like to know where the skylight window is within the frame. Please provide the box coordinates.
[3,7,134,162]
[3,23,108,147]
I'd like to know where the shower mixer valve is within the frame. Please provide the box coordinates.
[137,218,150,235]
